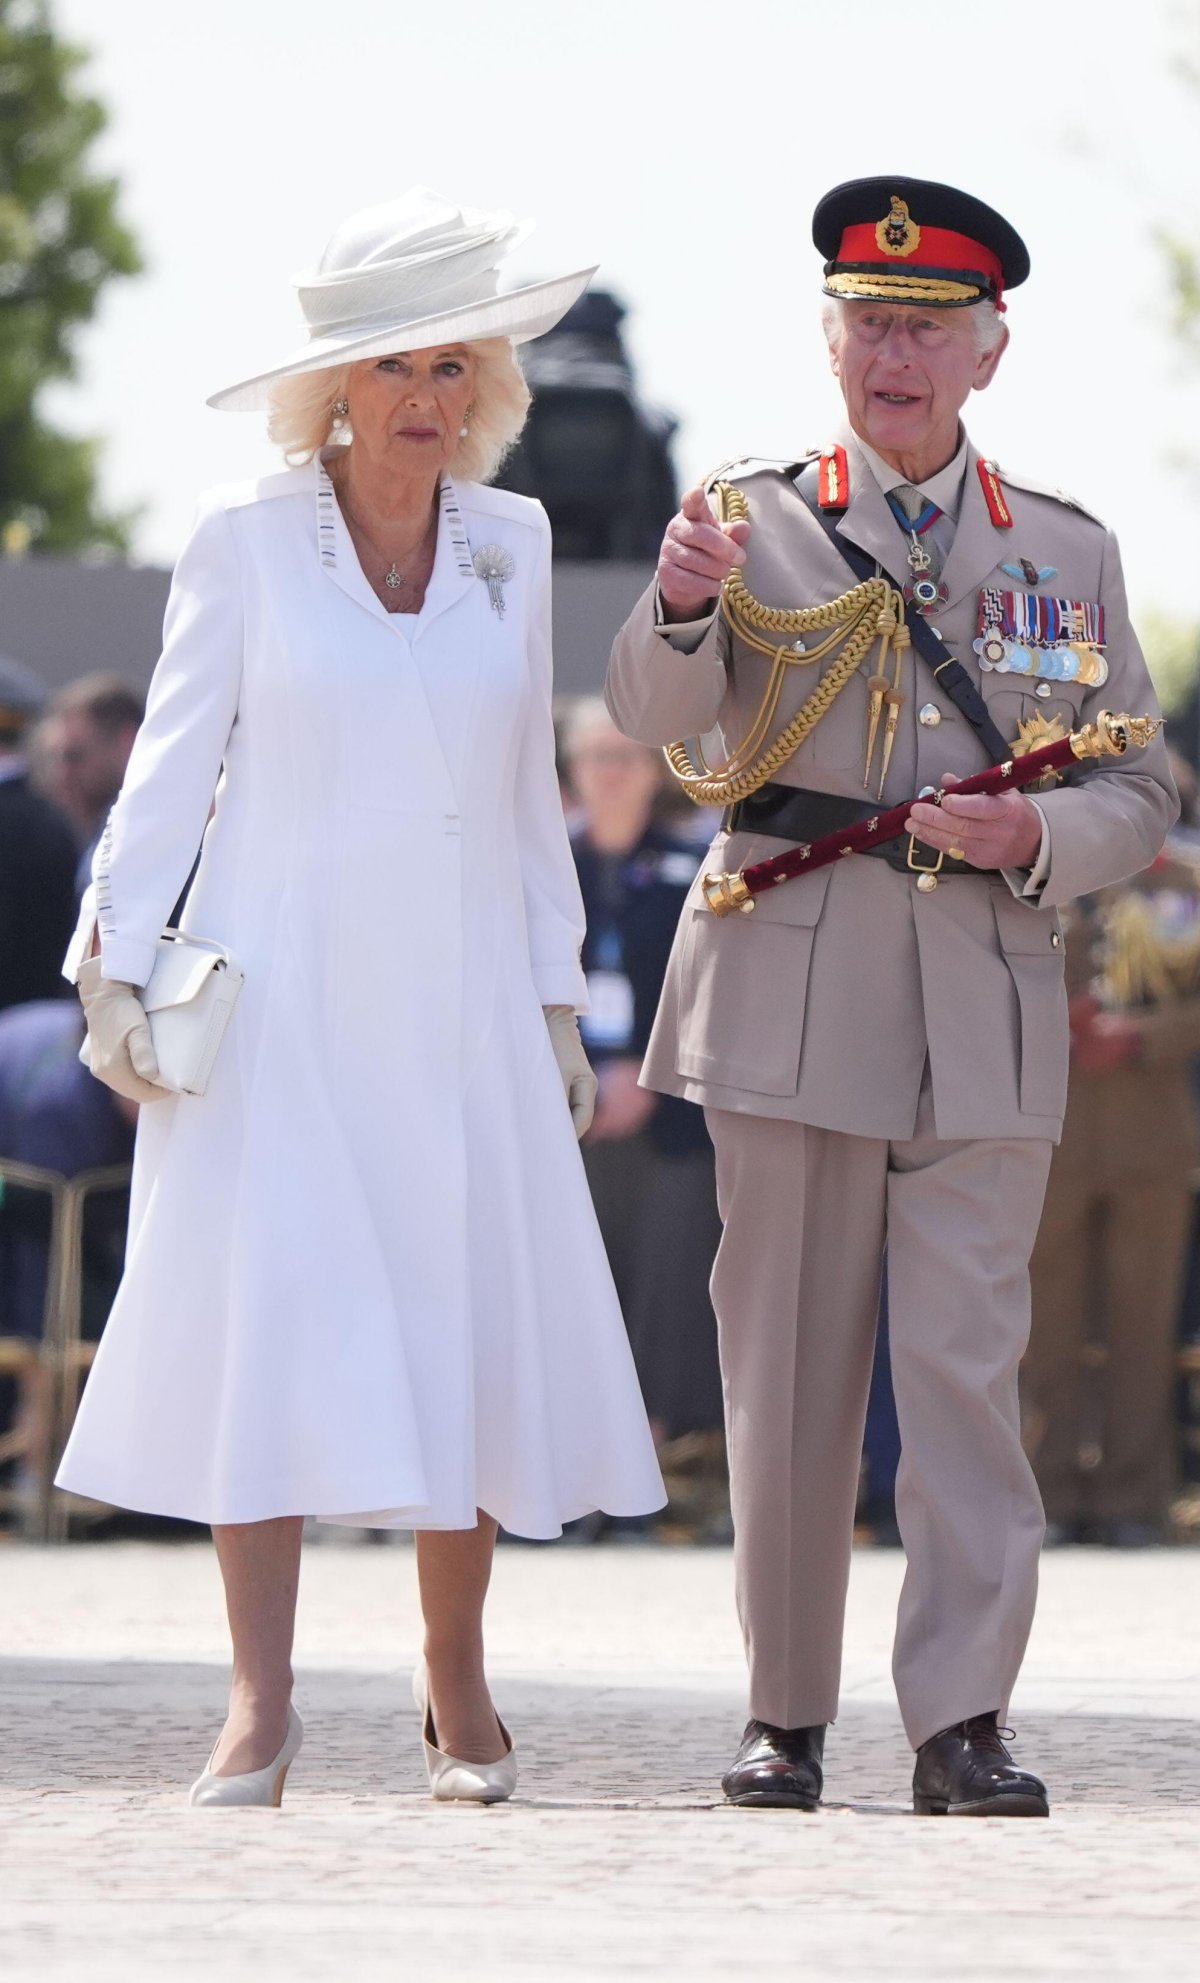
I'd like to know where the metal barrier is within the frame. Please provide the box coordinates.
[0,1156,132,1540]
[4,1155,1200,1541]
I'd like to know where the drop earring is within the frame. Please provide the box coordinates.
[459,403,474,439]
[331,397,349,428]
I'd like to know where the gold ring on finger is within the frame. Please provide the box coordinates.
[948,843,967,862]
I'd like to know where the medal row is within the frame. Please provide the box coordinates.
[971,631,1109,686]
[975,583,1109,687]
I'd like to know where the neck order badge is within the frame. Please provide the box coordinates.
[886,486,947,616]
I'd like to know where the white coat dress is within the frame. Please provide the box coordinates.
[55,456,666,1535]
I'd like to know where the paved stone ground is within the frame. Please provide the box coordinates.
[1,1537,1197,1981]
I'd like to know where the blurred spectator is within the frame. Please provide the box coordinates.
[1023,777,1200,1546]
[563,701,725,1475]
[0,999,135,1520]
[37,673,144,890]
[0,656,80,1011]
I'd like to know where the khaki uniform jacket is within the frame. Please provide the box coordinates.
[605,432,1177,1141]
[1055,847,1200,1180]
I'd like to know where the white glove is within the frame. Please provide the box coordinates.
[543,1005,597,1140]
[77,957,170,1105]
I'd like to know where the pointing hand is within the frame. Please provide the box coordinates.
[657,486,751,622]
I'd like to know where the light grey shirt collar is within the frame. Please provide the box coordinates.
[852,429,970,524]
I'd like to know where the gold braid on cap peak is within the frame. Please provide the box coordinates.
[663,481,908,806]
[824,271,986,303]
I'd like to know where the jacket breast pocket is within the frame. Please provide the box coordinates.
[992,894,1068,1118]
[979,676,1087,758]
[674,851,833,1097]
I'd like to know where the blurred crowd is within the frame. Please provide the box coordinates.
[2,652,1199,1544]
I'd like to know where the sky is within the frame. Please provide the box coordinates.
[44,0,1200,624]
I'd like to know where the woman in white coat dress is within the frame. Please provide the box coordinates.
[59,190,665,1808]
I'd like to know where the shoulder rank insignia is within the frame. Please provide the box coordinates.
[703,454,794,493]
[818,444,849,511]
[988,464,1107,528]
[977,458,1014,529]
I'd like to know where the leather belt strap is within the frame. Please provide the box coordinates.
[725,782,997,878]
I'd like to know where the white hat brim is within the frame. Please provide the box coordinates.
[207,266,598,412]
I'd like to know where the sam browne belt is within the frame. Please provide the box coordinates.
[703,714,1161,915]
[725,782,992,879]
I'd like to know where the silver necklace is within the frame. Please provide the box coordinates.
[332,470,436,601]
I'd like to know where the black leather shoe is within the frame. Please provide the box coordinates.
[913,1712,1049,1817]
[721,1719,825,1809]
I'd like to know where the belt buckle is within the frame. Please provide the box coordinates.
[906,835,945,892]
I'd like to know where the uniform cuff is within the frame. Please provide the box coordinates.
[1002,803,1051,901]
[653,584,718,655]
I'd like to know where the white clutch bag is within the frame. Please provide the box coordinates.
[78,930,244,1098]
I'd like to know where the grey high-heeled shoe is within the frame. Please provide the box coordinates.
[412,1661,517,1804]
[188,1704,303,1808]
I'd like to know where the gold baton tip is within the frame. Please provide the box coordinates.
[1069,711,1163,760]
[703,870,755,917]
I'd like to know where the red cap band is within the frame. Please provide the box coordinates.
[835,222,1005,300]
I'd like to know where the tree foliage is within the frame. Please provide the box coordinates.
[0,0,141,553]
[1140,610,1200,715]
[1160,11,1200,370]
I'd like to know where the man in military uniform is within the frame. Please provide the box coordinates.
[1024,818,1200,1545]
[606,177,1177,1816]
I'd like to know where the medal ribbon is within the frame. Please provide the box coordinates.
[885,491,941,536]
[978,589,1105,649]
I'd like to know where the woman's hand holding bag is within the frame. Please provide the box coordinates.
[543,1005,598,1140]
[77,957,171,1105]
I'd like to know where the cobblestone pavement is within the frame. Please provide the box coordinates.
[1,1537,1198,1981]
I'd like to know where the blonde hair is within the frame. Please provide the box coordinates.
[266,337,531,483]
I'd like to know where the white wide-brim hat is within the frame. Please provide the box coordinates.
[208,187,597,412]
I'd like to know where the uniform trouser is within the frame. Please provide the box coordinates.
[705,1077,1053,1751]
[1024,1171,1191,1526]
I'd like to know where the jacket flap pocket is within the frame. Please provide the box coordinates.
[992,895,1063,958]
[691,834,834,928]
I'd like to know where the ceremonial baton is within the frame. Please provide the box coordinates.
[702,711,1163,917]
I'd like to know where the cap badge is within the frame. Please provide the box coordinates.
[875,196,921,260]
